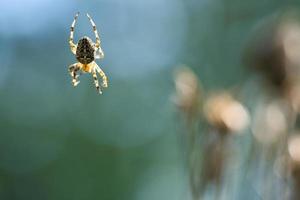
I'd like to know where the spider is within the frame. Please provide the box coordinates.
[68,12,108,94]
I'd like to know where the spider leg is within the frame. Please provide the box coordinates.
[92,69,102,94]
[86,13,104,58]
[94,47,104,59]
[94,62,108,88]
[69,12,79,54]
[68,63,82,86]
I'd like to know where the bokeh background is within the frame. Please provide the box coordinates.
[1,0,300,200]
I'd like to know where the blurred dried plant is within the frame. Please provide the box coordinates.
[199,92,249,198]
[287,134,300,200]
[173,67,249,200]
[173,66,203,199]
[243,11,300,200]
[173,66,202,122]
[204,92,249,134]
[173,10,300,200]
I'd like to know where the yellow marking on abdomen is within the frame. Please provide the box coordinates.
[82,64,92,72]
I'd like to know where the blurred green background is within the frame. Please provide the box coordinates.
[1,0,300,199]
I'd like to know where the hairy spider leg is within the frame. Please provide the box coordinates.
[92,70,102,94]
[94,62,108,88]
[87,13,104,59]
[69,63,82,86]
[69,12,79,54]
[86,13,100,47]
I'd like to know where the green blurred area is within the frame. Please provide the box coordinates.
[1,0,300,199]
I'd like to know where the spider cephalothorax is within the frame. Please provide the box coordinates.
[68,12,108,94]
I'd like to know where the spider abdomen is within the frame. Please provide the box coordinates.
[76,37,95,64]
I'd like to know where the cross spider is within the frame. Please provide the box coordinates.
[68,12,108,94]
